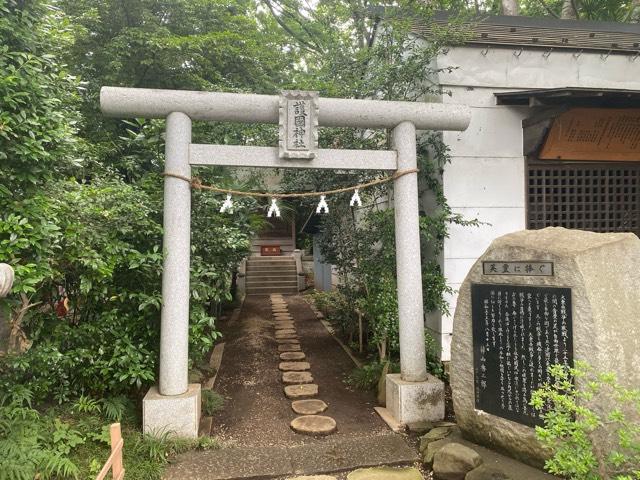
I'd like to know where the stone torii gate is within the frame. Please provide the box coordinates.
[100,87,471,437]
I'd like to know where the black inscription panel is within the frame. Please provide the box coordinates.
[471,284,573,427]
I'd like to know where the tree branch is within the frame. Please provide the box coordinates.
[536,0,560,18]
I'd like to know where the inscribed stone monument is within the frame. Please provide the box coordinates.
[451,227,640,465]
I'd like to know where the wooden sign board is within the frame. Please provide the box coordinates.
[540,108,640,162]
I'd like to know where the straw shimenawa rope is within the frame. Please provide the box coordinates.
[162,168,418,199]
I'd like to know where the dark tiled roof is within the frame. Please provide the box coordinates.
[413,13,640,53]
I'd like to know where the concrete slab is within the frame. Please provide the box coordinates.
[164,433,417,479]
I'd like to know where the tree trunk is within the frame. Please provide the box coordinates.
[501,0,519,16]
[8,293,37,354]
[561,0,578,19]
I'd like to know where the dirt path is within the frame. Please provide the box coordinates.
[209,294,388,447]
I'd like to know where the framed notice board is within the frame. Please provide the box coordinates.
[471,283,574,427]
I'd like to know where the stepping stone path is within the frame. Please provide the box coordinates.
[279,361,311,371]
[269,293,337,436]
[280,351,306,360]
[276,329,297,336]
[282,371,314,384]
[290,415,337,436]
[292,399,328,415]
[279,343,302,352]
[285,383,319,399]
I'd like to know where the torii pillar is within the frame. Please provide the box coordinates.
[101,87,471,437]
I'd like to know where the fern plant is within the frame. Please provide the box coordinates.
[0,401,81,480]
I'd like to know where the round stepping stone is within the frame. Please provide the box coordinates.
[291,399,328,415]
[280,351,306,361]
[290,415,336,436]
[275,323,295,330]
[279,361,310,371]
[282,371,314,384]
[276,333,298,340]
[284,383,318,399]
[276,339,300,345]
[279,344,301,352]
[275,329,296,335]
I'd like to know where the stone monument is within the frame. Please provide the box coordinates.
[451,227,640,465]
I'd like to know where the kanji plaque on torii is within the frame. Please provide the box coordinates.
[279,90,319,159]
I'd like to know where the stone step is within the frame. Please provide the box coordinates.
[248,288,299,295]
[247,257,296,263]
[245,276,297,284]
[247,261,296,266]
[246,267,297,274]
[246,271,296,277]
[246,280,298,288]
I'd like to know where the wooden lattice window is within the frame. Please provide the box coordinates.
[527,162,640,237]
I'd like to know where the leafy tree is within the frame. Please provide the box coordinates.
[1,0,284,403]
[265,0,474,366]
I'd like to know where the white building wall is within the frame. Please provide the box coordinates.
[429,45,640,361]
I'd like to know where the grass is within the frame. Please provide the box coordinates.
[202,389,225,416]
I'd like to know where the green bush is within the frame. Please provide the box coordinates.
[347,360,399,392]
[531,361,640,479]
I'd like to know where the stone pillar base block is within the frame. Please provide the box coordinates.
[143,384,201,438]
[385,373,444,425]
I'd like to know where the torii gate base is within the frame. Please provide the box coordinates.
[101,87,470,437]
